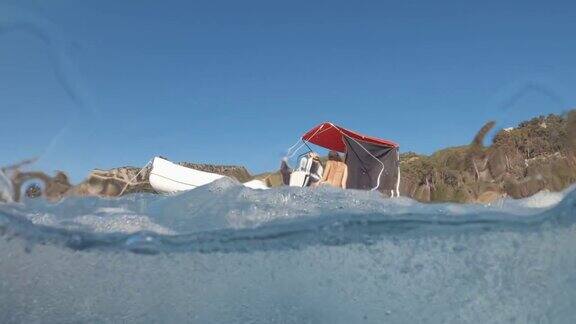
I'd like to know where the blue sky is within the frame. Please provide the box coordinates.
[1,0,575,181]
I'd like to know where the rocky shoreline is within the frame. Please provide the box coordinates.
[0,161,252,202]
[1,110,575,204]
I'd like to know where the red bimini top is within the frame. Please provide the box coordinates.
[301,122,399,153]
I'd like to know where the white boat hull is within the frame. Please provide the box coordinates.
[289,170,309,187]
[149,157,268,193]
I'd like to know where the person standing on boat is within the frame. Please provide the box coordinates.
[316,150,348,189]
[280,158,292,185]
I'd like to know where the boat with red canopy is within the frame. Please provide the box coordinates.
[287,122,400,196]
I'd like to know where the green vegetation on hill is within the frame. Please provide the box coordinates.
[400,111,576,203]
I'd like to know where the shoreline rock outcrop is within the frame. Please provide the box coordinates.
[1,160,253,201]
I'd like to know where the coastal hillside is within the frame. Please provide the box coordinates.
[1,110,575,203]
[400,110,576,203]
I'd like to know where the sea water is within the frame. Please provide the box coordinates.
[0,178,575,323]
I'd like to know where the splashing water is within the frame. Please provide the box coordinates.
[0,170,13,203]
[0,178,575,323]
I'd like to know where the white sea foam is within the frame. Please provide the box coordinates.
[515,188,568,208]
